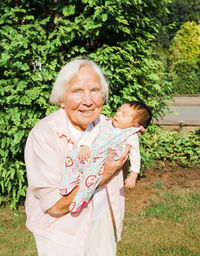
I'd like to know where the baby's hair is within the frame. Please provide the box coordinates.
[126,101,152,128]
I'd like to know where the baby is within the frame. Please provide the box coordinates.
[60,101,152,213]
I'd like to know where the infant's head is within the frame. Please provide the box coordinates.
[112,101,152,129]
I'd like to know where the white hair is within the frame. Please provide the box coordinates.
[49,58,109,105]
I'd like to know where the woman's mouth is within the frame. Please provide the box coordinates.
[79,110,94,115]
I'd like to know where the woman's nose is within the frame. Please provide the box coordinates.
[82,92,93,105]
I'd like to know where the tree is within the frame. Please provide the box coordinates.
[169,21,200,94]
[158,0,200,48]
[0,0,172,207]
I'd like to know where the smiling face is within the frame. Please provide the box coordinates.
[112,104,135,129]
[60,65,103,131]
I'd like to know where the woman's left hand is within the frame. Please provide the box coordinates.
[99,145,131,186]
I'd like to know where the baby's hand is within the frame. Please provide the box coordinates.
[124,172,138,189]
[78,146,91,163]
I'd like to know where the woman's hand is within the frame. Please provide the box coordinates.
[46,187,78,218]
[140,126,145,135]
[99,145,131,186]
[135,125,145,137]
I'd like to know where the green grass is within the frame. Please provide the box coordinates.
[0,190,200,256]
[117,190,200,256]
[0,206,37,256]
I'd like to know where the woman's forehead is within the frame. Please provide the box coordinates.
[67,66,101,88]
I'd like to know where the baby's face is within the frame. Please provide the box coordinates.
[112,104,135,129]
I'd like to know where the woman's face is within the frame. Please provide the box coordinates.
[60,65,103,131]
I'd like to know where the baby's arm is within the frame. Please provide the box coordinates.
[77,122,100,163]
[124,134,141,189]
[77,146,91,163]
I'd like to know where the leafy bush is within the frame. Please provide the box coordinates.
[169,21,200,94]
[140,126,200,169]
[170,59,200,94]
[0,0,172,208]
[158,0,200,48]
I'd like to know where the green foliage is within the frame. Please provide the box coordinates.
[170,59,200,94]
[0,3,59,208]
[140,126,200,168]
[0,0,172,208]
[169,21,200,94]
[170,21,200,62]
[157,1,200,95]
[95,44,172,119]
[158,0,200,48]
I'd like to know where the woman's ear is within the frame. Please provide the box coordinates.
[59,100,65,109]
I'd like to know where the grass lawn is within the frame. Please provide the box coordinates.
[0,164,200,256]
[0,206,37,256]
[118,189,200,256]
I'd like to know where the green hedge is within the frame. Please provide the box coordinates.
[170,59,200,94]
[169,21,200,94]
[0,0,172,208]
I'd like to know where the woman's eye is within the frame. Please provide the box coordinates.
[92,88,99,93]
[73,90,81,93]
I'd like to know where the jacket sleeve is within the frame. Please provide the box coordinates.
[25,128,63,212]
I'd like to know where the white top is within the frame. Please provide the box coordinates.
[78,121,141,173]
[67,119,109,220]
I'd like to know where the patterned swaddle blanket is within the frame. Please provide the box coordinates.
[60,119,141,213]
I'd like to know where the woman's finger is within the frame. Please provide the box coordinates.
[101,146,130,186]
[140,126,145,134]
[106,148,116,161]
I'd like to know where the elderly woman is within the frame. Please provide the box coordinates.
[25,58,130,256]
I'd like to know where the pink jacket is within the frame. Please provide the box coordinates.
[25,108,125,248]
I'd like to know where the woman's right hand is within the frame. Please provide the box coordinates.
[99,145,131,186]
